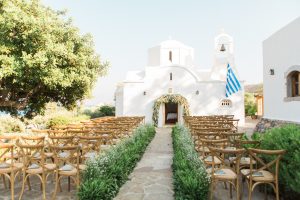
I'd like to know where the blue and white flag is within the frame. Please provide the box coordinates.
[225,63,241,97]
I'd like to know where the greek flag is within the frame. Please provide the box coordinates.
[225,63,241,97]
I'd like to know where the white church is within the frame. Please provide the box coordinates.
[115,31,245,127]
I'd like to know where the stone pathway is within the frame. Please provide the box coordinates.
[114,127,174,200]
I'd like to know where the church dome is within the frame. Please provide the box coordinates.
[159,39,191,49]
[148,39,194,67]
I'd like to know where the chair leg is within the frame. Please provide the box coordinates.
[27,176,31,191]
[264,184,268,200]
[210,182,214,200]
[68,176,71,192]
[19,173,27,200]
[230,183,232,198]
[248,180,252,200]
[42,174,46,200]
[11,173,14,200]
[2,174,7,189]
[236,179,239,200]
[52,173,59,200]
[275,181,279,200]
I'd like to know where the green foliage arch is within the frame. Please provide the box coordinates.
[152,94,190,126]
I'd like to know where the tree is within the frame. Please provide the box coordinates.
[0,0,108,117]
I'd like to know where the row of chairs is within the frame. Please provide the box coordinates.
[185,116,286,200]
[0,116,145,200]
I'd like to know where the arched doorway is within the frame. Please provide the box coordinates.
[152,94,190,126]
[164,102,178,124]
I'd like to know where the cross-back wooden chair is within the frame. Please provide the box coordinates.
[51,145,80,199]
[199,139,228,167]
[221,132,244,147]
[48,130,68,137]
[208,146,245,200]
[48,135,74,147]
[77,135,102,171]
[0,135,20,160]
[16,140,56,200]
[0,143,22,200]
[242,148,286,200]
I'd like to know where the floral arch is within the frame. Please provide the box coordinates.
[152,94,190,126]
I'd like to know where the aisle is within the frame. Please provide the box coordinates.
[114,127,174,200]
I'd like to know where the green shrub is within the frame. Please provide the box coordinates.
[0,116,25,133]
[172,124,210,200]
[83,105,115,119]
[28,102,89,129]
[78,124,156,200]
[260,125,300,199]
[47,115,90,128]
[244,93,257,116]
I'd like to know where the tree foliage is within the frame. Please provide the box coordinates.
[0,0,108,117]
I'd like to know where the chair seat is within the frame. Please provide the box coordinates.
[26,167,43,174]
[204,156,222,165]
[79,164,86,171]
[214,168,237,180]
[45,163,56,171]
[0,166,20,173]
[101,145,111,151]
[229,157,257,165]
[59,168,78,176]
[13,162,24,169]
[45,152,54,158]
[241,169,275,182]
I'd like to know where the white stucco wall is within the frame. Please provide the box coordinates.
[263,17,300,123]
[117,65,244,126]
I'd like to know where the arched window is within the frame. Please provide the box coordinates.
[169,51,172,62]
[287,71,300,97]
[220,99,232,107]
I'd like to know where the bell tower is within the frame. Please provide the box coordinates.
[211,29,238,81]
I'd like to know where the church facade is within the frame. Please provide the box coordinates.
[115,31,245,127]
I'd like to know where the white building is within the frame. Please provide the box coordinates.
[263,17,300,123]
[115,31,245,126]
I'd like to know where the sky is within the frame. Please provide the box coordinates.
[42,0,300,106]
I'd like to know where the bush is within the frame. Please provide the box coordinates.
[172,124,210,200]
[83,105,115,119]
[47,115,90,128]
[27,102,90,129]
[259,125,300,199]
[244,93,257,116]
[78,124,156,200]
[0,116,25,133]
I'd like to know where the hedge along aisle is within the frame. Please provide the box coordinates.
[172,125,210,200]
[77,124,156,200]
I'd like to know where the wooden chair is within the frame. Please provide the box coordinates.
[233,140,261,170]
[48,135,74,147]
[51,145,80,199]
[0,143,22,200]
[199,139,228,167]
[78,136,102,171]
[17,140,56,200]
[208,146,245,200]
[242,148,286,200]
